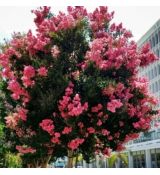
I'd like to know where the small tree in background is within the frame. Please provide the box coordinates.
[0,6,159,167]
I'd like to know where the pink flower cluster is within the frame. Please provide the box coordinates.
[103,147,112,157]
[68,138,84,150]
[62,127,72,134]
[37,67,48,77]
[107,99,123,113]
[16,145,36,154]
[33,8,76,35]
[7,80,22,100]
[26,30,50,55]
[58,82,88,118]
[131,76,149,95]
[87,127,95,134]
[124,133,139,143]
[39,119,54,135]
[21,66,35,87]
[91,104,103,113]
[17,107,28,121]
[5,107,28,129]
[5,113,19,129]
[85,32,157,74]
[32,6,51,26]
[139,43,158,67]
[7,79,29,103]
[51,132,61,144]
[67,6,87,20]
[88,6,114,32]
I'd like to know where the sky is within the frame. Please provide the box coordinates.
[0,6,160,43]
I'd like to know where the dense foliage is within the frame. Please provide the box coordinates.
[0,6,159,167]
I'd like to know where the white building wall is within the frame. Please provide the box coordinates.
[125,18,160,168]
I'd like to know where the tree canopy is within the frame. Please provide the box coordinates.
[0,6,158,167]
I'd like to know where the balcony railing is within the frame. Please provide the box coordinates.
[133,132,160,144]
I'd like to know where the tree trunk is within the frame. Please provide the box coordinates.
[67,150,74,168]
[75,154,78,168]
[41,155,52,168]
[26,155,52,168]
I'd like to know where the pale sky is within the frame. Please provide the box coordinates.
[0,6,160,43]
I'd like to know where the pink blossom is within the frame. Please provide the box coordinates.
[5,47,21,58]
[67,6,87,20]
[68,138,84,150]
[139,43,157,67]
[32,6,51,26]
[132,122,140,129]
[7,80,21,92]
[103,147,112,157]
[102,129,110,136]
[97,119,102,126]
[21,76,35,88]
[1,67,14,79]
[17,107,28,121]
[39,119,54,135]
[88,7,114,32]
[107,99,123,113]
[0,53,9,67]
[5,113,19,129]
[108,136,113,140]
[16,145,36,154]
[54,132,61,138]
[116,144,126,152]
[51,132,61,144]
[37,67,48,76]
[62,127,72,134]
[7,80,23,100]
[59,85,88,118]
[23,65,35,78]
[57,14,75,30]
[124,133,139,143]
[51,137,60,144]
[11,36,26,49]
[98,112,103,117]
[21,65,35,87]
[87,127,95,134]
[26,30,50,54]
[91,104,103,113]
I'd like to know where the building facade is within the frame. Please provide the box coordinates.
[125,19,160,168]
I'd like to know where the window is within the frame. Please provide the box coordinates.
[158,65,160,74]
[149,39,152,48]
[155,81,158,92]
[154,66,158,77]
[149,70,151,80]
[152,36,155,47]
[149,85,152,91]
[133,151,146,168]
[151,149,160,168]
[151,69,154,79]
[156,49,159,58]
[155,33,159,45]
[152,83,155,93]
[158,29,160,43]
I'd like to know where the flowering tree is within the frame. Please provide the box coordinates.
[0,6,159,168]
